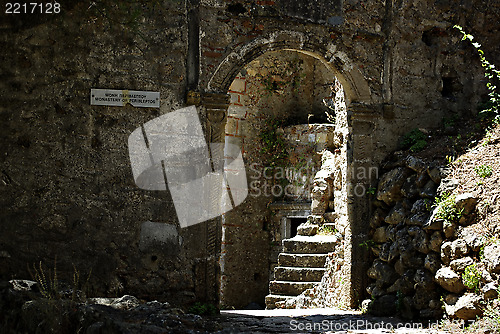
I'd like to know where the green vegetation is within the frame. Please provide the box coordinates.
[433,193,463,225]
[366,187,376,195]
[359,239,376,250]
[455,25,500,123]
[187,302,219,316]
[318,225,336,235]
[475,164,493,178]
[258,118,289,167]
[400,128,427,152]
[462,264,481,292]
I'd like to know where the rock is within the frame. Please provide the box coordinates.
[461,230,485,252]
[297,222,318,236]
[9,280,38,292]
[378,242,391,262]
[370,294,398,317]
[90,295,140,310]
[323,212,337,223]
[435,267,466,293]
[437,178,459,195]
[482,282,498,299]
[414,286,437,310]
[455,193,478,225]
[443,220,456,239]
[424,252,441,273]
[385,202,407,225]
[423,208,443,231]
[366,284,386,298]
[429,231,443,253]
[449,239,469,260]
[370,208,386,228]
[360,299,372,313]
[386,225,398,241]
[401,297,415,319]
[411,199,430,214]
[455,193,477,214]
[450,257,474,272]
[376,167,410,205]
[408,226,430,254]
[388,242,400,263]
[429,299,442,310]
[483,243,500,273]
[394,258,406,275]
[415,172,430,188]
[373,226,388,243]
[406,156,426,173]
[387,271,415,294]
[419,180,437,199]
[444,293,482,320]
[414,269,435,291]
[401,175,419,199]
[407,212,429,227]
[427,166,444,184]
[308,215,325,225]
[371,244,381,257]
[401,250,424,269]
[441,241,453,265]
[367,260,398,287]
[445,294,459,305]
[479,266,494,284]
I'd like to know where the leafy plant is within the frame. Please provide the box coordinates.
[318,225,336,235]
[400,129,427,152]
[359,239,376,250]
[433,193,463,224]
[462,263,481,292]
[455,25,500,122]
[188,302,219,316]
[258,118,289,167]
[366,187,376,195]
[410,139,427,152]
[475,164,492,178]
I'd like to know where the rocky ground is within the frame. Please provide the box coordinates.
[1,279,456,333]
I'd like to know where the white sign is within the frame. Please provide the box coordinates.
[91,89,160,108]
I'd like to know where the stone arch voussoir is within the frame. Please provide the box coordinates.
[206,30,372,105]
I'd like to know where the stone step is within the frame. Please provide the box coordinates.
[278,253,327,268]
[264,294,295,309]
[282,235,338,254]
[274,267,325,282]
[269,281,318,296]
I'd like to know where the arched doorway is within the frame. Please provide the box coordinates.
[202,32,377,309]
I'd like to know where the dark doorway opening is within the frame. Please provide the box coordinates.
[289,217,307,237]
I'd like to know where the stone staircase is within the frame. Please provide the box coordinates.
[265,234,337,309]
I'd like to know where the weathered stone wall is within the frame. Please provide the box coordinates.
[1,0,500,309]
[365,153,500,320]
[0,1,213,305]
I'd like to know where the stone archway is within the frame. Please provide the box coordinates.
[207,31,371,104]
[200,31,379,308]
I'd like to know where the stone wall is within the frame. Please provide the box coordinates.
[0,1,209,305]
[1,0,500,309]
[365,153,500,320]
